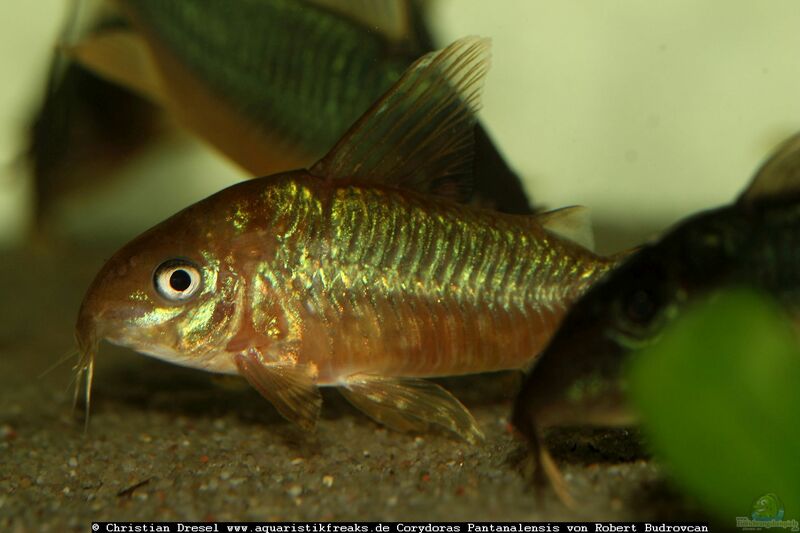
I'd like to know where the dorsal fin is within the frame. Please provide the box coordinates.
[537,206,596,251]
[739,132,800,205]
[310,36,491,201]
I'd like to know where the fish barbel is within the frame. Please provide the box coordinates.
[75,38,615,440]
[511,131,800,503]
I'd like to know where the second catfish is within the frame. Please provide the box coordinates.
[512,129,800,503]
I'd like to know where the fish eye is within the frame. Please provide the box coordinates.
[153,259,202,302]
[623,288,659,325]
[607,282,678,350]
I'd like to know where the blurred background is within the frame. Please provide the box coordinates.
[2,0,799,252]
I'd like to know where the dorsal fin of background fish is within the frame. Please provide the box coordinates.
[738,132,800,205]
[310,36,489,202]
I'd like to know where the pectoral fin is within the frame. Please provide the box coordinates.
[339,374,483,443]
[234,352,321,430]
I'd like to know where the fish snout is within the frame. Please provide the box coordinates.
[74,259,128,355]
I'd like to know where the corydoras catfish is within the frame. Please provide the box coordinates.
[75,38,616,441]
[512,131,800,503]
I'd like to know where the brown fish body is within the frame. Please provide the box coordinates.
[124,172,604,383]
[75,38,613,440]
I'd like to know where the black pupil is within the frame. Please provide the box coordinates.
[626,289,657,324]
[169,269,192,292]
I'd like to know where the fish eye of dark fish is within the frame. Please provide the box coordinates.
[512,131,800,503]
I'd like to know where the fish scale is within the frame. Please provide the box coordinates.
[249,178,609,382]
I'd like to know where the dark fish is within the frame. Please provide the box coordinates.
[511,132,800,504]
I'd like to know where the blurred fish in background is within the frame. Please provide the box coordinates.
[511,131,800,506]
[28,0,532,236]
[28,1,168,234]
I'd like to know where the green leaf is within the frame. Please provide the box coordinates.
[628,289,800,517]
